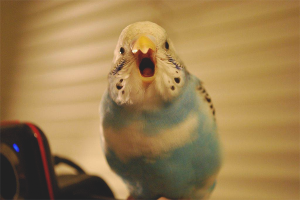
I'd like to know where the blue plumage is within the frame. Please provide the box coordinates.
[100,21,222,199]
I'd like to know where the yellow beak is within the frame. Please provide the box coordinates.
[131,35,156,54]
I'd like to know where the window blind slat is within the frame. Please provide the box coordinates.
[2,1,299,199]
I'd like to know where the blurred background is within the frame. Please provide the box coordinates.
[1,1,299,199]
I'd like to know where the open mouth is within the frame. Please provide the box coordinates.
[139,58,155,77]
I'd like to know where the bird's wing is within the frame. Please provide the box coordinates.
[195,80,216,119]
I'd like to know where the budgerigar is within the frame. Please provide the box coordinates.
[99,21,222,199]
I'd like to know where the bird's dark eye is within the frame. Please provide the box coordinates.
[165,41,169,50]
[120,47,125,54]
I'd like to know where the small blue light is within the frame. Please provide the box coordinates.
[13,143,20,152]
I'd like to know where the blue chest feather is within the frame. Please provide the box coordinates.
[101,75,222,198]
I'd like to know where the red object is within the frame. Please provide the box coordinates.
[1,121,55,199]
[25,122,55,200]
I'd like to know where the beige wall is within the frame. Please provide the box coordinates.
[1,1,299,199]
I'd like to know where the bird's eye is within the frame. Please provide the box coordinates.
[120,47,125,54]
[165,41,169,50]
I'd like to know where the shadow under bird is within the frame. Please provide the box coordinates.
[99,21,222,199]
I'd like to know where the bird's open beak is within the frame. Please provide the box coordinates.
[131,35,156,54]
[131,35,156,83]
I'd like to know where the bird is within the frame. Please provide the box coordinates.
[99,21,222,199]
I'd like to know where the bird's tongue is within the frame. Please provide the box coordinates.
[142,68,154,77]
[139,58,155,77]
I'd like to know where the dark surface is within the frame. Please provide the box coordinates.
[1,123,58,199]
[1,122,115,199]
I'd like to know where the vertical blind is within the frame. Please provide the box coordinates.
[1,1,299,199]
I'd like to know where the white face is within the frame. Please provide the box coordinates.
[108,21,187,109]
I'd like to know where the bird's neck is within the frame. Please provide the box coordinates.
[109,75,197,116]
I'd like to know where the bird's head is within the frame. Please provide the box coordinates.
[108,21,187,109]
